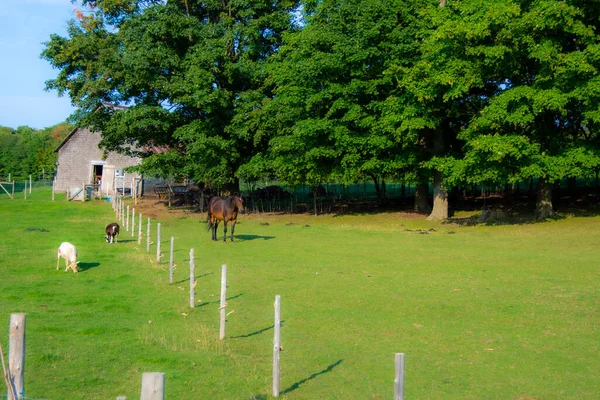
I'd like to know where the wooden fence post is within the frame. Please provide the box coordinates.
[138,213,142,245]
[146,218,151,253]
[140,372,165,400]
[189,249,195,308]
[131,208,135,237]
[219,264,227,340]
[169,237,175,284]
[126,205,130,232]
[156,223,161,263]
[9,313,26,400]
[116,396,126,400]
[394,353,405,400]
[29,175,32,193]
[273,295,281,398]
[23,185,26,200]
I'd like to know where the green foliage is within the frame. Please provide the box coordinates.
[0,123,72,179]
[42,0,301,188]
[264,0,423,190]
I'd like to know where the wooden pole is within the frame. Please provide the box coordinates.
[140,372,165,400]
[156,223,161,263]
[138,213,142,245]
[131,208,135,237]
[169,237,175,284]
[146,218,151,253]
[219,264,227,340]
[189,249,195,308]
[126,205,130,232]
[394,353,405,400]
[23,185,26,200]
[9,313,26,400]
[273,295,281,398]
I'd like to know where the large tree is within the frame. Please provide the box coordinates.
[427,0,600,219]
[42,0,300,191]
[256,0,425,204]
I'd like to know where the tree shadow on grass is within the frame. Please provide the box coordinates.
[77,262,100,272]
[230,320,285,339]
[280,359,344,396]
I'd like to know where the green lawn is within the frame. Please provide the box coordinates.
[0,188,598,399]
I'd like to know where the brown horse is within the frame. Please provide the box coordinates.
[207,195,244,241]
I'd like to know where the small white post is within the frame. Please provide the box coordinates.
[146,218,151,253]
[131,208,136,237]
[219,264,227,340]
[9,313,26,400]
[140,372,165,400]
[273,295,281,398]
[23,185,26,200]
[189,249,195,308]
[138,213,143,245]
[169,237,175,284]
[156,223,161,263]
[394,353,405,400]
[126,205,130,232]
[29,175,32,193]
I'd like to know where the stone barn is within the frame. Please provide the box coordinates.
[54,127,142,196]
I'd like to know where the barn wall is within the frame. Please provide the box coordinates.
[55,128,141,193]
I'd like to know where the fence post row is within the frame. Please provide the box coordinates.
[146,218,151,253]
[219,265,227,340]
[273,295,281,398]
[394,353,405,400]
[169,237,175,284]
[8,313,26,400]
[138,213,143,245]
[189,249,195,308]
[156,223,161,263]
[140,372,165,400]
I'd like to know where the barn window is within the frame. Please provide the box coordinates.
[115,169,125,177]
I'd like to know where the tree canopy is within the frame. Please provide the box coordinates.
[42,0,600,219]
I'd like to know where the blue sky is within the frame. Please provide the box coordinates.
[0,0,77,130]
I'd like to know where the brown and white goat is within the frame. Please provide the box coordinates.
[105,222,120,243]
[57,242,79,273]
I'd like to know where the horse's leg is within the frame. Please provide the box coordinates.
[230,219,237,242]
[223,220,228,242]
[212,219,219,241]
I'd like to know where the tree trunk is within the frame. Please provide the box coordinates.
[414,183,431,214]
[427,171,448,220]
[534,177,554,220]
[427,127,448,220]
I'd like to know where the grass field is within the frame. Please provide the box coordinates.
[0,188,599,399]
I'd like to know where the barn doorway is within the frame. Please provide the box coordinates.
[93,164,103,185]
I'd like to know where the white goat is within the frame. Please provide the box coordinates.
[57,242,79,273]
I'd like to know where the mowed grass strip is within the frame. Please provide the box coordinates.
[0,188,598,399]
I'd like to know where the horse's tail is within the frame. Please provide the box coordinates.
[206,196,217,231]
[206,209,213,231]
